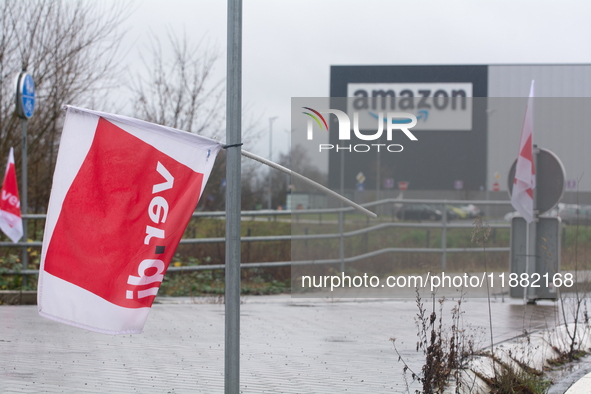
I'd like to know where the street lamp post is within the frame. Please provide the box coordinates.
[283,128,294,208]
[267,116,278,210]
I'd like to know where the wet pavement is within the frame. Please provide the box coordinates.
[0,295,572,393]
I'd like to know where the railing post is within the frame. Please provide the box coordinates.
[441,203,447,271]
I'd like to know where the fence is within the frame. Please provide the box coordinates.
[0,198,516,281]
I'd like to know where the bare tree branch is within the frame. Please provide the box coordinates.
[131,29,225,140]
[0,0,132,212]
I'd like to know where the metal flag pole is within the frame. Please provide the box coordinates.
[225,0,242,393]
[223,3,374,390]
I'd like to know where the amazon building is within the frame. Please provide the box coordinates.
[323,64,591,203]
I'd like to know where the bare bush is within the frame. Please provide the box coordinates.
[392,290,476,394]
[555,193,591,360]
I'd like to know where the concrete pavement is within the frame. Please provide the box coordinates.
[0,295,577,393]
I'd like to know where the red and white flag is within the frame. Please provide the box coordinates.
[38,106,221,334]
[511,80,536,223]
[0,147,23,243]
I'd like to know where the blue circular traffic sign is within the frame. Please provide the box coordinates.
[17,72,35,118]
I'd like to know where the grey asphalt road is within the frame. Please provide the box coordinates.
[0,295,564,393]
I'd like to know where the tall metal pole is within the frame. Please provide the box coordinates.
[267,116,277,210]
[225,1,242,393]
[21,118,27,288]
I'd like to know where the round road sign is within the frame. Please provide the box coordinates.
[16,72,35,119]
[507,147,565,215]
[398,181,408,191]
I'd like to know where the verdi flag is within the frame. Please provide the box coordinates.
[0,147,23,243]
[38,106,221,334]
[511,80,536,223]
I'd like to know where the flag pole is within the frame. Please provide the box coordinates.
[225,0,242,393]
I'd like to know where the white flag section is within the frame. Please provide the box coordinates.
[38,106,222,335]
[511,80,536,223]
[0,147,23,243]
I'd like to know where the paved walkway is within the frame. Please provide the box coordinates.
[565,371,591,394]
[0,296,567,393]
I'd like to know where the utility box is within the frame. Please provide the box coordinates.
[510,217,560,300]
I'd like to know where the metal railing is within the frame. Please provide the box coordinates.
[1,198,514,277]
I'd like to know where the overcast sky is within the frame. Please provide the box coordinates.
[117,0,591,157]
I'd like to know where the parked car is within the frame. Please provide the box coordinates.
[397,204,442,221]
[503,203,573,223]
[458,204,482,218]
[504,209,559,222]
[504,211,520,222]
[559,204,591,225]
[446,205,468,219]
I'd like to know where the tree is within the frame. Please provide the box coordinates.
[131,30,269,211]
[196,150,269,212]
[288,145,327,192]
[0,0,130,212]
[131,31,224,140]
[268,150,292,210]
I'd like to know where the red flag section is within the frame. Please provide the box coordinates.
[38,106,221,334]
[44,118,204,308]
[0,147,23,243]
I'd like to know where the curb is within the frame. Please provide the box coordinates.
[565,370,591,394]
[0,290,37,305]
